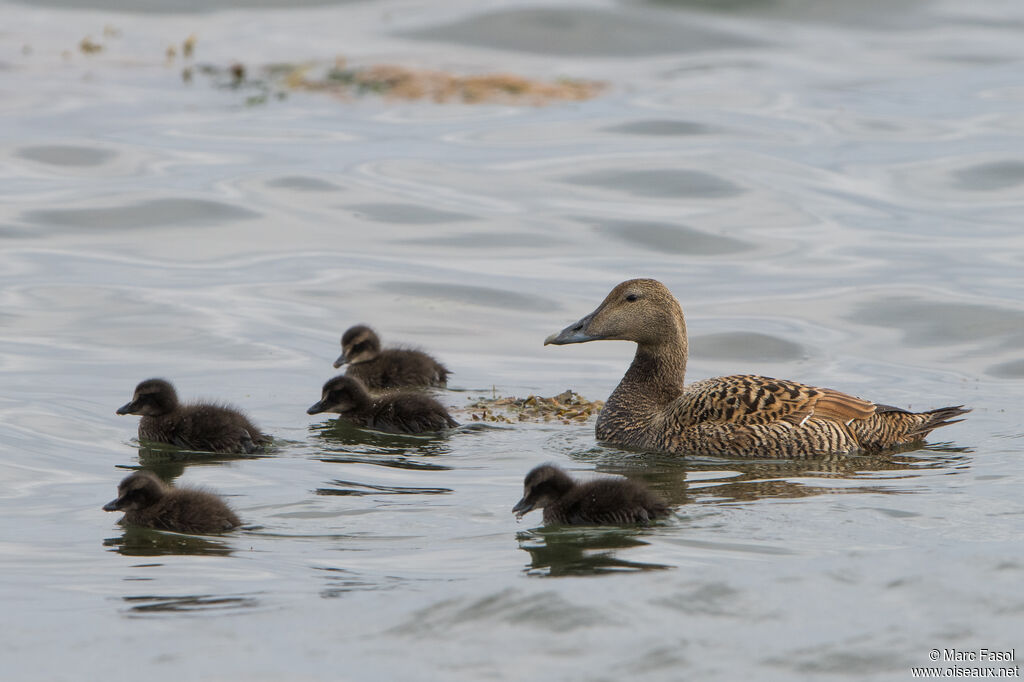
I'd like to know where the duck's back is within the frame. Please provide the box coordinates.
[139,404,269,454]
[545,479,669,526]
[366,393,458,434]
[346,349,449,390]
[124,489,240,534]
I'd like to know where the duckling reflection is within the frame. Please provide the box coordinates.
[122,593,259,613]
[116,378,270,454]
[513,464,670,526]
[516,529,672,577]
[103,525,234,557]
[133,442,270,484]
[310,418,453,453]
[103,471,240,534]
[335,324,450,389]
[307,375,458,434]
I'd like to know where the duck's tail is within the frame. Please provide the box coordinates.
[852,404,970,452]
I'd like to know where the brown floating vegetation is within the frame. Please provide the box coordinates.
[196,58,604,106]
[465,390,604,424]
[79,37,103,54]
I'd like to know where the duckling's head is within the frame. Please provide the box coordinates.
[334,325,381,368]
[307,375,371,415]
[116,378,179,417]
[544,279,685,348]
[103,471,166,512]
[512,464,575,519]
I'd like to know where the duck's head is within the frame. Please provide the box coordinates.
[103,471,166,512]
[512,464,575,519]
[116,378,178,417]
[334,325,381,368]
[544,279,685,348]
[307,375,371,416]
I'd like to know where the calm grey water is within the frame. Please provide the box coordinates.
[1,1,1022,680]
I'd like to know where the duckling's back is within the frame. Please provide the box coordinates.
[546,478,669,526]
[366,392,458,434]
[139,404,269,454]
[346,349,449,390]
[124,488,240,534]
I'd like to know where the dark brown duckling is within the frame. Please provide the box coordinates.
[512,464,670,526]
[307,375,458,434]
[545,279,969,458]
[116,378,270,454]
[103,471,240,534]
[334,324,450,390]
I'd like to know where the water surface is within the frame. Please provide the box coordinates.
[1,0,1022,680]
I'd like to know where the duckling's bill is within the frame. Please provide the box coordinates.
[512,497,533,519]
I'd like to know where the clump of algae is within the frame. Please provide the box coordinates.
[198,57,604,106]
[466,390,604,424]
[292,60,604,104]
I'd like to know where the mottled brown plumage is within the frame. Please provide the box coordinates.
[116,378,270,454]
[545,279,968,458]
[512,464,670,526]
[103,471,240,534]
[307,375,458,434]
[334,325,450,389]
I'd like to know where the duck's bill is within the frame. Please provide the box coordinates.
[115,400,140,415]
[332,354,348,369]
[544,312,598,345]
[512,497,534,519]
[102,498,123,512]
[306,401,327,415]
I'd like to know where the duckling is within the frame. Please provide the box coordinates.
[545,279,969,458]
[334,325,450,389]
[103,471,240,534]
[116,378,270,454]
[307,375,458,434]
[512,464,670,526]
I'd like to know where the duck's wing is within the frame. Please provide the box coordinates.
[679,375,876,427]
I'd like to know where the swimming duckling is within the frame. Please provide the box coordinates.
[116,378,270,454]
[512,464,670,526]
[307,375,458,434]
[334,325,450,389]
[545,279,969,458]
[103,471,240,534]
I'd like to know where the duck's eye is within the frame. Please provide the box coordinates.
[625,293,639,302]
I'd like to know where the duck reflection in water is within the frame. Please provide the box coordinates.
[131,443,269,485]
[103,525,234,557]
[571,444,972,507]
[516,528,672,577]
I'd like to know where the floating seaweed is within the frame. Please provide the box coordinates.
[465,390,604,424]
[193,58,604,106]
[79,37,103,54]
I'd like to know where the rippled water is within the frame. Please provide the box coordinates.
[2,0,1023,679]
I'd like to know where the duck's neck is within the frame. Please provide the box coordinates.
[608,317,689,410]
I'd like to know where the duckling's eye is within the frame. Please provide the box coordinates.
[625,293,640,302]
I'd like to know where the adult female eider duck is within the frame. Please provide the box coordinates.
[116,378,270,454]
[545,279,968,458]
[103,471,240,534]
[513,464,670,526]
[334,325,450,389]
[307,375,458,434]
